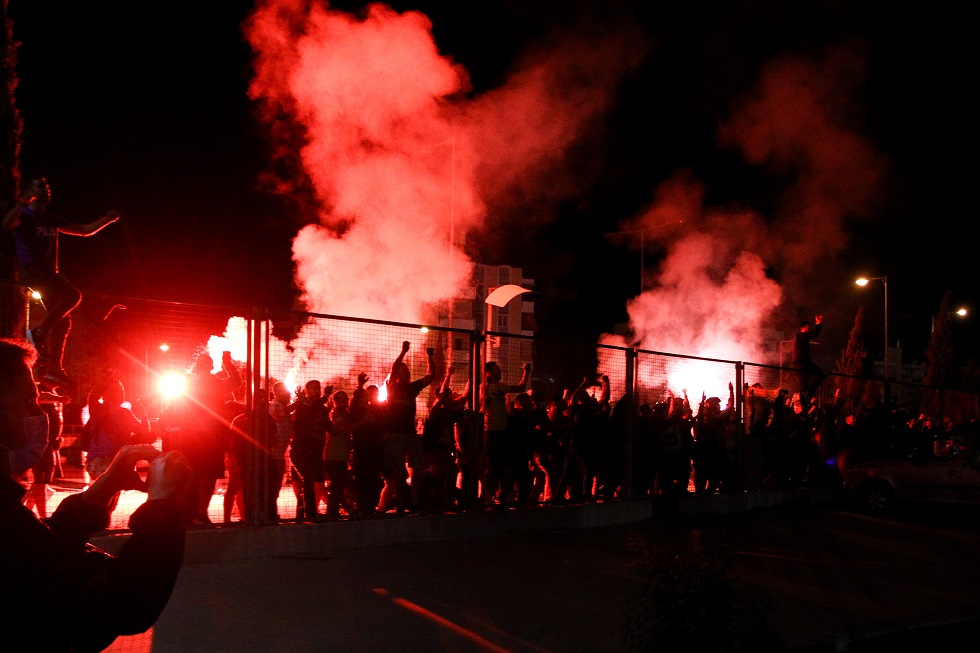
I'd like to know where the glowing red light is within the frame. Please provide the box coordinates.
[159,372,187,399]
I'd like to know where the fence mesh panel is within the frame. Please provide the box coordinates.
[17,293,975,532]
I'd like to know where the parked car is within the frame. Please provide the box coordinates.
[841,438,980,514]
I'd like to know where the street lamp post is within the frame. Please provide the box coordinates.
[604,220,684,294]
[484,284,532,365]
[856,276,889,379]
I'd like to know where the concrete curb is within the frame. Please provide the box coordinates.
[90,488,843,564]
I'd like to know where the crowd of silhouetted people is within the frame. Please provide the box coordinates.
[17,339,980,528]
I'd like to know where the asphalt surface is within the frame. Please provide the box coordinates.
[95,499,980,653]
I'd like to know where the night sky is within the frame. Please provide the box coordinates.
[7,1,976,374]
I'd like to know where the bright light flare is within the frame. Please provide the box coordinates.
[955,308,968,317]
[666,359,731,409]
[377,376,390,402]
[30,290,42,300]
[159,343,170,352]
[159,372,187,400]
[854,277,870,287]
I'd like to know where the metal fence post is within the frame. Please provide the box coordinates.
[623,346,637,499]
[248,308,269,525]
[735,361,745,492]
[469,326,483,503]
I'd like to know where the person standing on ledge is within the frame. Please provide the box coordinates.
[2,177,120,392]
[793,314,826,406]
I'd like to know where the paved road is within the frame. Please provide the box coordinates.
[101,500,980,653]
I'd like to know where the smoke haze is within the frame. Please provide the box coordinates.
[600,44,887,395]
[204,2,888,395]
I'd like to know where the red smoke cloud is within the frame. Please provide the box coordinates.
[602,44,887,400]
[205,3,887,403]
[224,0,642,385]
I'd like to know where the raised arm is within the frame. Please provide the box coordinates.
[438,363,455,396]
[570,375,589,402]
[391,340,410,379]
[517,362,531,391]
[598,374,610,405]
[455,378,472,410]
[132,398,151,442]
[58,209,120,236]
[80,444,163,511]
[417,347,436,388]
[220,351,242,395]
[724,382,736,419]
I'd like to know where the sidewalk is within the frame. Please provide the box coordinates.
[40,449,843,563]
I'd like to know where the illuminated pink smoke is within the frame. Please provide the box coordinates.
[602,45,886,401]
[212,0,641,387]
[248,1,477,323]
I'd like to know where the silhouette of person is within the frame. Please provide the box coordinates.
[542,395,572,504]
[692,383,735,495]
[793,315,826,404]
[633,401,662,497]
[268,381,294,520]
[83,379,151,477]
[419,364,469,512]
[379,341,434,514]
[453,384,483,512]
[221,394,247,523]
[290,379,329,521]
[323,390,353,519]
[349,376,384,515]
[83,379,151,517]
[552,377,605,505]
[658,392,694,496]
[2,177,121,392]
[506,391,538,506]
[160,351,241,525]
[480,360,530,508]
[229,387,277,524]
[21,398,65,519]
[1,339,193,653]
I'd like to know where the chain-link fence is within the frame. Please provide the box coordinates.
[15,293,977,532]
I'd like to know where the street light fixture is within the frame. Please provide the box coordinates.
[931,307,968,333]
[855,276,889,379]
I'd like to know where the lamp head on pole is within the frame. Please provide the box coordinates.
[855,275,886,287]
[485,284,532,308]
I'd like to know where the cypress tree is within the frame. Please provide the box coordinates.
[0,0,25,339]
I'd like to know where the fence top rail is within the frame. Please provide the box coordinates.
[55,292,980,398]
[79,295,475,336]
[485,329,534,341]
[635,347,741,366]
[596,342,632,354]
[300,309,480,335]
[84,291,252,316]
